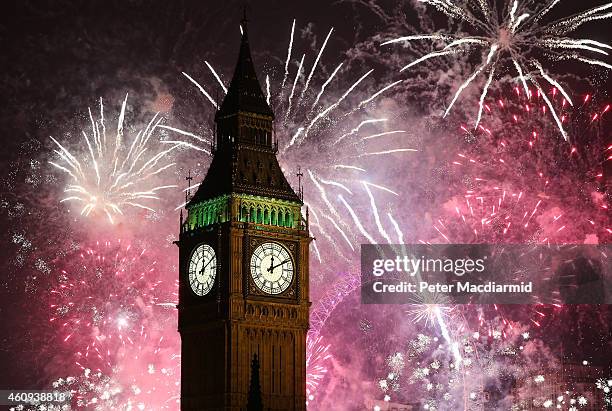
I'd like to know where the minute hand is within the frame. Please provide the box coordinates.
[268,259,290,272]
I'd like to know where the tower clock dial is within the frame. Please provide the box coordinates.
[188,244,216,296]
[250,242,294,295]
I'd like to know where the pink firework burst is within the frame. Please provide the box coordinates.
[418,88,612,335]
[446,86,610,244]
[49,239,174,371]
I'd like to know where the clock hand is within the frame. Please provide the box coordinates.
[269,259,290,272]
[267,255,275,273]
[200,257,213,274]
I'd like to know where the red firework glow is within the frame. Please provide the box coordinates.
[49,240,177,372]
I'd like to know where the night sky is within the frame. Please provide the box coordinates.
[0,0,611,408]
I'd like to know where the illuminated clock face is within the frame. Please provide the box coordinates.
[188,244,216,296]
[250,242,294,295]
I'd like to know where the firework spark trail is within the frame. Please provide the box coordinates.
[435,307,463,366]
[334,118,388,145]
[311,62,343,109]
[362,130,407,140]
[383,0,612,140]
[363,182,394,244]
[333,164,366,172]
[205,60,227,94]
[474,59,498,129]
[50,95,181,223]
[318,176,353,195]
[307,170,356,254]
[339,194,377,244]
[280,18,296,93]
[162,140,210,155]
[301,69,374,142]
[156,125,209,144]
[399,49,460,72]
[358,148,418,157]
[355,79,404,111]
[286,53,306,120]
[531,78,568,141]
[181,72,218,108]
[387,212,405,244]
[532,60,573,105]
[445,44,499,120]
[298,27,334,104]
[303,207,338,261]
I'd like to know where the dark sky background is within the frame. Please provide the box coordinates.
[0,0,610,396]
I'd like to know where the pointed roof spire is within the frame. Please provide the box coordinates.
[216,10,273,119]
[187,12,301,206]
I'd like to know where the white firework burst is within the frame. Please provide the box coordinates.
[50,94,184,223]
[382,0,612,140]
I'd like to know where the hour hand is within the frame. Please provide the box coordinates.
[267,255,275,272]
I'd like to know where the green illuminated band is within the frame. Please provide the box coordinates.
[185,193,302,231]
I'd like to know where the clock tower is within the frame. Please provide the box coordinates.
[177,15,310,411]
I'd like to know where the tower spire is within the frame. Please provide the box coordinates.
[216,10,273,120]
[187,15,301,206]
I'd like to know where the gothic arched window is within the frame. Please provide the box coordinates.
[263,208,269,225]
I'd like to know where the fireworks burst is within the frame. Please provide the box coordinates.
[49,239,174,371]
[421,85,610,246]
[52,369,123,410]
[406,302,454,328]
[306,335,332,405]
[376,320,562,409]
[596,378,612,407]
[25,8,609,411]
[382,0,612,140]
[49,94,181,223]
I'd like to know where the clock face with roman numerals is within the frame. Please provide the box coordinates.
[188,244,216,296]
[250,242,294,295]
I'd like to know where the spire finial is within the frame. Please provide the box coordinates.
[296,167,304,201]
[240,4,250,38]
[241,4,250,33]
[242,4,248,24]
[185,170,193,204]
